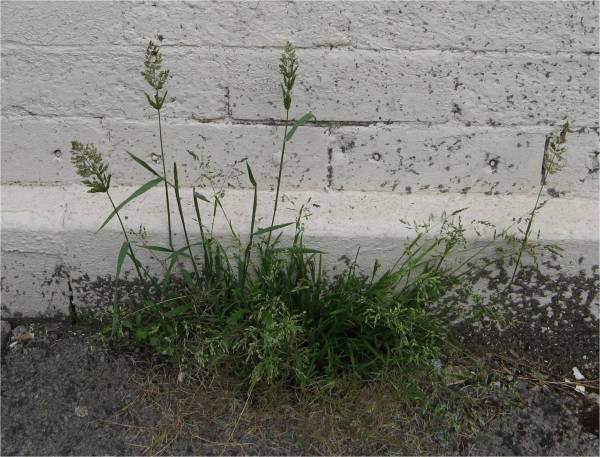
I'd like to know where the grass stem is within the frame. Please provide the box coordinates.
[158,108,174,251]
[268,109,290,245]
[107,192,146,285]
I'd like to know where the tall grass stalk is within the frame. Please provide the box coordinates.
[507,121,569,288]
[268,43,296,245]
[144,41,174,250]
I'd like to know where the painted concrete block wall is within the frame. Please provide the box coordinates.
[1,1,599,320]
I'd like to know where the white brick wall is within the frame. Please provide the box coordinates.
[1,1,598,197]
[1,1,598,317]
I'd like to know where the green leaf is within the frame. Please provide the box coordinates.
[274,246,326,254]
[166,246,191,260]
[165,303,192,318]
[116,241,130,280]
[450,207,469,216]
[135,244,173,253]
[135,329,149,341]
[97,177,162,232]
[127,152,174,188]
[181,269,195,288]
[285,112,316,142]
[158,90,168,109]
[127,152,161,178]
[193,191,210,203]
[165,242,204,260]
[246,161,256,187]
[144,92,159,109]
[253,222,294,236]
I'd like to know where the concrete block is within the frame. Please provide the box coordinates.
[1,116,330,190]
[1,47,227,119]
[101,119,330,190]
[2,1,597,53]
[329,124,599,197]
[227,49,598,125]
[3,45,596,126]
[3,117,597,197]
[1,116,106,185]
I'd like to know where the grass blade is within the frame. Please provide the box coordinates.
[246,161,257,187]
[127,152,161,178]
[285,112,316,142]
[274,246,325,254]
[97,177,162,232]
[135,244,173,253]
[127,152,175,188]
[111,240,130,336]
[241,162,258,289]
[193,188,212,276]
[193,191,210,203]
[253,221,294,237]
[173,162,201,280]
[116,241,130,279]
[165,303,192,318]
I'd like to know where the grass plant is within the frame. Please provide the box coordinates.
[71,40,569,391]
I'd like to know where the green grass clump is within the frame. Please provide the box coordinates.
[71,40,568,390]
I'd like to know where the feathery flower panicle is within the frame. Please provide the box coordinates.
[144,41,170,91]
[70,141,111,193]
[143,41,170,110]
[542,121,569,183]
[279,42,298,110]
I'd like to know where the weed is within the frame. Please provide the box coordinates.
[70,40,568,390]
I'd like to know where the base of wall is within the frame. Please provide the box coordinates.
[1,184,598,319]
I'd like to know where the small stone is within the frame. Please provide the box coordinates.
[573,366,585,380]
[74,406,88,418]
[12,325,27,338]
[14,331,34,343]
[575,385,586,394]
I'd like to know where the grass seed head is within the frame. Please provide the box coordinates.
[143,40,170,92]
[543,121,569,181]
[143,40,170,109]
[70,141,111,193]
[279,42,298,111]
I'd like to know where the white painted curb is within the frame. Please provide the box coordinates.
[1,184,598,318]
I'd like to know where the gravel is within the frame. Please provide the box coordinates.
[1,324,156,456]
[468,383,599,455]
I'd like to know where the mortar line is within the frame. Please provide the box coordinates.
[2,113,598,132]
[2,41,598,57]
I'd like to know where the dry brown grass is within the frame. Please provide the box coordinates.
[116,353,521,456]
